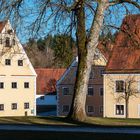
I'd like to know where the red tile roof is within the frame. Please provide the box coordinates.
[106,46,140,73]
[0,21,7,32]
[106,14,140,73]
[115,14,140,48]
[35,68,66,95]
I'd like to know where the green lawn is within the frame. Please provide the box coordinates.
[0,116,140,127]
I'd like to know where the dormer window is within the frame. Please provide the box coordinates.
[5,37,11,47]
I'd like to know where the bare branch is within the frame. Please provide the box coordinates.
[109,0,140,9]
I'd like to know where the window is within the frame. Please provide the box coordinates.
[11,103,17,110]
[94,54,99,60]
[24,102,29,109]
[89,70,94,79]
[116,105,124,115]
[0,38,2,44]
[88,87,94,96]
[18,60,23,66]
[13,39,15,45]
[0,82,4,89]
[24,82,29,88]
[116,80,124,92]
[5,37,11,47]
[100,106,103,113]
[5,59,11,65]
[87,106,94,113]
[12,82,17,88]
[40,96,45,100]
[100,69,105,77]
[7,29,13,34]
[100,88,103,96]
[62,87,70,95]
[0,104,4,111]
[62,105,69,113]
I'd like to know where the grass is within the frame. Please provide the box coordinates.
[85,117,140,126]
[0,116,140,127]
[0,117,140,140]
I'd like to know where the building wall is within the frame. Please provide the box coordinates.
[57,64,104,117]
[104,74,140,118]
[0,21,36,116]
[0,76,36,116]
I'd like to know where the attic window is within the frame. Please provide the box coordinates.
[5,37,11,47]
[18,60,23,66]
[0,38,2,44]
[94,54,99,60]
[13,39,15,45]
[7,29,13,34]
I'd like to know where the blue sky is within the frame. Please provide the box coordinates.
[2,0,139,44]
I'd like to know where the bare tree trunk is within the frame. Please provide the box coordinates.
[125,99,129,118]
[68,1,108,121]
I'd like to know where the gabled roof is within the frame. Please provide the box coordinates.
[106,14,140,73]
[35,68,66,95]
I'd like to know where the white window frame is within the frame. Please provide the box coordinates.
[114,104,125,117]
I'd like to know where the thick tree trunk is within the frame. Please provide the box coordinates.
[68,1,108,122]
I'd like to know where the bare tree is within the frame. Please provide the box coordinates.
[107,75,140,118]
[0,0,139,121]
[116,76,139,118]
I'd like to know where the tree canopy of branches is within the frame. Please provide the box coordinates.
[0,0,140,122]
